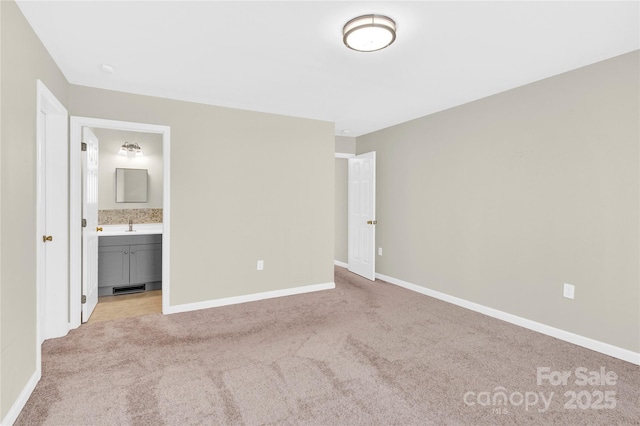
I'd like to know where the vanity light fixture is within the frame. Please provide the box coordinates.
[343,14,396,52]
[118,141,143,157]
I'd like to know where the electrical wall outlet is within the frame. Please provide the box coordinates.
[378,247,383,256]
[563,283,575,299]
[257,260,264,271]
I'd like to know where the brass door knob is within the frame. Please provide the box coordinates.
[366,220,378,225]
[96,227,103,232]
[42,235,53,242]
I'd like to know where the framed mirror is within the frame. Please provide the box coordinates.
[116,168,148,203]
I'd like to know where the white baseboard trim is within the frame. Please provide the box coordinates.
[334,260,349,268]
[376,272,640,366]
[1,368,41,426]
[165,281,335,315]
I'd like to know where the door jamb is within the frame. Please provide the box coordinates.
[69,117,171,329]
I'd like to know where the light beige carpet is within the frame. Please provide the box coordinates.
[16,267,640,425]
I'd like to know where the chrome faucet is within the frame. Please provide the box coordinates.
[128,219,133,232]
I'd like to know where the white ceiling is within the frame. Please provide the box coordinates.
[17,1,640,137]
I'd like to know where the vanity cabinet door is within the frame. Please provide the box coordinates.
[129,244,162,284]
[98,245,130,287]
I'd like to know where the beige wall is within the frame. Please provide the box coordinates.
[0,0,69,419]
[335,159,348,263]
[93,128,163,210]
[69,86,335,306]
[334,136,355,264]
[357,51,640,352]
[335,135,356,154]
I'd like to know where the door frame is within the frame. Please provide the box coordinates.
[69,117,171,329]
[36,80,69,348]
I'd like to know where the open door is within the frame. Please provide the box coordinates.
[36,80,69,341]
[348,151,376,281]
[81,127,99,322]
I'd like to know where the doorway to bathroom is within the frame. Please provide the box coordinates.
[86,290,162,323]
[69,117,171,328]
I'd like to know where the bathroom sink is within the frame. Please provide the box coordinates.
[98,223,163,236]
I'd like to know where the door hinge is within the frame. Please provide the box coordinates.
[81,142,87,151]
[81,295,87,304]
[82,218,87,228]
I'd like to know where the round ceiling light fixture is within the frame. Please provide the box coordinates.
[343,14,396,52]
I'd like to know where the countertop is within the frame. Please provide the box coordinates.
[98,223,163,236]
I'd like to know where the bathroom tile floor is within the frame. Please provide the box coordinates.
[87,290,162,324]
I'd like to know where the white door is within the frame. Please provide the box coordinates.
[82,127,100,322]
[348,151,376,281]
[37,81,69,341]
[38,110,47,341]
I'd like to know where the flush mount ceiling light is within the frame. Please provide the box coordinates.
[343,14,396,52]
[118,141,143,157]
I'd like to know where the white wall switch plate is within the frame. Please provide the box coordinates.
[378,247,383,256]
[257,260,264,271]
[563,283,575,299]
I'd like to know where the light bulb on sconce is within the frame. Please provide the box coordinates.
[118,141,143,157]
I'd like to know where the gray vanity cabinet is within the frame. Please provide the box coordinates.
[129,244,162,284]
[98,234,162,296]
[99,245,130,287]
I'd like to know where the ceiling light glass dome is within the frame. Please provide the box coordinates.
[343,14,396,52]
